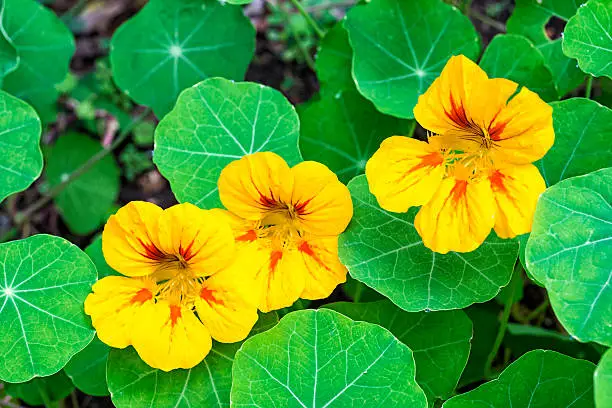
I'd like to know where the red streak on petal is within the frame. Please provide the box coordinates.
[488,121,507,141]
[259,192,278,208]
[294,199,312,216]
[445,94,472,130]
[298,241,331,272]
[179,238,197,262]
[137,238,166,261]
[200,286,225,306]
[130,288,152,304]
[408,151,444,173]
[269,251,283,273]
[237,230,258,242]
[169,305,182,326]
[489,170,509,193]
[450,180,468,204]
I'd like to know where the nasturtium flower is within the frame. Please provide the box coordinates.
[366,55,552,254]
[216,152,353,312]
[85,201,259,371]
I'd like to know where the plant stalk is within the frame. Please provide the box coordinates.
[288,0,325,39]
[13,108,151,226]
[585,76,593,99]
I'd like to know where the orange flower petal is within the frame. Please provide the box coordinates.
[366,136,446,212]
[415,176,496,254]
[490,164,546,238]
[297,236,347,300]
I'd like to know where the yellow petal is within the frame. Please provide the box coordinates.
[490,164,546,238]
[195,268,259,343]
[84,276,156,348]
[297,236,347,300]
[415,176,496,254]
[365,136,445,212]
[218,152,293,221]
[289,161,353,236]
[102,201,163,277]
[154,203,236,277]
[131,301,212,371]
[489,87,554,164]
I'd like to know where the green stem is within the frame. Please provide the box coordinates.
[36,383,55,408]
[469,8,506,32]
[485,264,522,377]
[289,0,325,39]
[463,0,474,14]
[14,108,151,226]
[70,391,79,408]
[585,76,593,99]
[0,228,17,243]
[524,298,550,322]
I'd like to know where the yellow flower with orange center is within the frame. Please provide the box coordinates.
[84,202,259,371]
[215,152,353,312]
[366,55,553,254]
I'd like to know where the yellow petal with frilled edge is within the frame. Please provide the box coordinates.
[131,301,212,371]
[298,236,347,300]
[489,87,554,165]
[102,201,163,277]
[218,152,293,221]
[365,136,445,212]
[154,203,236,277]
[289,161,353,236]
[490,164,546,239]
[413,55,517,142]
[195,268,259,343]
[84,276,156,348]
[415,176,496,254]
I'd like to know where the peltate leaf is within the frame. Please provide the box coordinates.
[339,175,519,312]
[231,309,428,407]
[0,234,96,382]
[324,301,472,406]
[0,90,42,202]
[345,0,480,118]
[595,348,612,408]
[110,0,255,118]
[315,23,354,95]
[64,335,110,397]
[526,168,612,346]
[154,78,302,209]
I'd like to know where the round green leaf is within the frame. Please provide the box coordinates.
[563,0,612,79]
[537,98,612,186]
[154,78,302,208]
[0,0,75,121]
[507,0,584,97]
[444,350,596,408]
[110,0,255,118]
[460,303,500,386]
[325,301,472,405]
[64,335,110,397]
[107,312,278,408]
[299,88,414,183]
[345,0,480,119]
[315,23,354,95]
[0,234,96,383]
[0,90,42,202]
[0,31,17,78]
[45,132,120,235]
[339,175,520,312]
[231,309,428,408]
[526,168,612,346]
[595,348,612,408]
[5,370,74,406]
[479,34,557,102]
[85,235,119,279]
[341,275,386,302]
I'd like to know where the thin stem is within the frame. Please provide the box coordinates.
[14,108,152,225]
[585,76,593,99]
[463,0,474,14]
[288,0,325,39]
[36,383,55,408]
[468,8,506,32]
[275,2,316,70]
[485,264,522,377]
[70,391,79,408]
[524,298,550,322]
[0,228,17,244]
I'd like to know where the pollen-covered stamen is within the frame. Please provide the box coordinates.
[157,268,202,307]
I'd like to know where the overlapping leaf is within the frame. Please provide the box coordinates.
[0,0,75,121]
[325,301,472,406]
[595,348,612,408]
[5,370,75,406]
[154,78,302,209]
[0,90,42,202]
[231,309,428,407]
[507,0,584,97]
[64,336,110,397]
[563,0,612,78]
[480,34,557,102]
[345,0,480,118]
[110,0,255,117]
[315,23,354,95]
[444,350,596,407]
[526,168,612,346]
[45,133,120,235]
[339,176,519,312]
[0,235,96,382]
